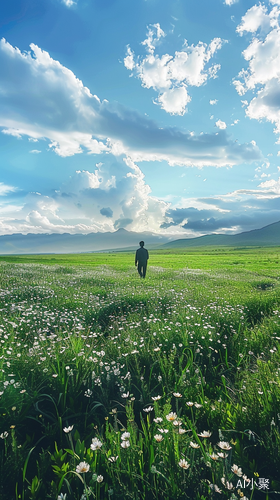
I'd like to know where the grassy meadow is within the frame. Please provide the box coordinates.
[0,247,280,500]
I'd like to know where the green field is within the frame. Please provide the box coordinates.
[0,247,280,500]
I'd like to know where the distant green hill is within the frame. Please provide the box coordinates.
[162,220,280,248]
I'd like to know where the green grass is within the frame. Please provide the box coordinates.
[0,247,280,499]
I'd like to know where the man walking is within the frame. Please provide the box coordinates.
[135,241,149,278]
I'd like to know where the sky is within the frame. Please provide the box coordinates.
[1,0,280,238]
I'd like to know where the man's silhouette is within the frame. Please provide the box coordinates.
[135,241,149,278]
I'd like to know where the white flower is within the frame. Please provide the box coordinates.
[231,464,242,477]
[151,396,161,401]
[76,461,90,473]
[197,430,212,438]
[158,428,169,433]
[173,392,182,398]
[210,453,219,460]
[221,478,234,490]
[143,406,153,413]
[121,432,130,441]
[153,417,163,423]
[57,494,67,500]
[217,452,228,458]
[166,412,177,422]
[63,425,73,433]
[178,427,187,434]
[121,440,130,448]
[154,434,164,442]
[108,456,118,462]
[90,438,102,450]
[217,441,232,450]
[121,392,130,398]
[194,403,202,408]
[0,431,8,439]
[97,475,103,483]
[189,441,200,449]
[186,401,193,406]
[178,459,190,469]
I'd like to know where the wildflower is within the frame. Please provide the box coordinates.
[84,389,93,397]
[178,459,190,469]
[58,494,67,500]
[178,427,187,434]
[217,441,232,450]
[154,434,164,442]
[194,403,202,408]
[0,432,8,439]
[221,478,234,490]
[121,440,130,448]
[91,438,102,450]
[97,475,103,483]
[173,392,182,398]
[52,374,58,378]
[63,425,73,433]
[231,464,242,477]
[158,428,169,434]
[242,475,251,484]
[121,432,130,441]
[143,406,153,413]
[166,412,177,422]
[108,456,118,462]
[151,396,161,401]
[121,392,129,398]
[210,453,219,460]
[190,441,200,448]
[198,430,212,438]
[217,452,228,458]
[76,461,90,473]
[153,417,163,423]
[186,401,194,406]
[20,389,26,394]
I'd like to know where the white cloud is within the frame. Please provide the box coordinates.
[0,183,17,196]
[210,99,218,105]
[224,0,239,5]
[216,119,227,129]
[124,25,225,115]
[234,4,280,142]
[236,4,273,35]
[155,86,191,115]
[0,38,261,168]
[0,155,168,234]
[30,149,41,154]
[62,0,76,7]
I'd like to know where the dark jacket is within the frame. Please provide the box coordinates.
[135,247,149,265]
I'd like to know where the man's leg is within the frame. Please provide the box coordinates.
[142,262,147,278]
[137,262,143,277]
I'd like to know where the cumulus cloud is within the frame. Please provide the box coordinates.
[161,177,280,234]
[210,99,218,105]
[216,119,227,129]
[0,155,168,235]
[0,38,261,168]
[124,24,225,115]
[234,3,280,142]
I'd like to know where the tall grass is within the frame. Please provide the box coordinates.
[0,250,280,499]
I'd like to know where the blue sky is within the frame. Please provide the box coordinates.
[1,0,280,237]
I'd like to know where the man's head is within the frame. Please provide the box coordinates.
[139,241,144,247]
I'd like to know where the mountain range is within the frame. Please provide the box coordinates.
[0,220,279,254]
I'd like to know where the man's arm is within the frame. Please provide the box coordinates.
[135,250,138,266]
[146,250,149,260]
